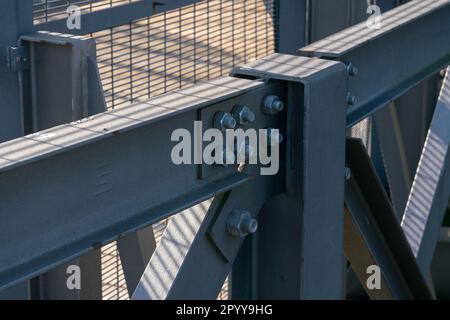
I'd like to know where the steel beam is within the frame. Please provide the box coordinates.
[37,250,102,300]
[231,53,348,299]
[117,226,156,296]
[0,0,33,141]
[299,0,450,127]
[277,0,307,53]
[401,67,450,276]
[18,32,106,133]
[345,138,432,299]
[0,281,31,300]
[0,76,283,290]
[132,176,281,299]
[373,103,411,219]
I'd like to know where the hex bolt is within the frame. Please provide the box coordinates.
[347,93,357,106]
[346,62,358,77]
[265,128,283,145]
[262,95,285,115]
[233,105,255,125]
[345,167,352,180]
[227,209,258,238]
[214,111,237,131]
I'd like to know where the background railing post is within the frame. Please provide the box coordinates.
[0,0,33,142]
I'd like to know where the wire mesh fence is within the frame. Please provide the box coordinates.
[91,0,276,109]
[33,0,140,24]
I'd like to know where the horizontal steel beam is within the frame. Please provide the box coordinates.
[34,0,202,35]
[299,0,450,127]
[0,76,284,289]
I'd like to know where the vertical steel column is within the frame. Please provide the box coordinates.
[276,0,307,53]
[0,0,32,141]
[231,54,348,299]
[12,33,107,300]
[0,0,34,300]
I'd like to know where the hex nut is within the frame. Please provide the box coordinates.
[227,210,258,238]
[232,105,256,124]
[262,96,284,115]
[346,62,358,77]
[214,111,237,131]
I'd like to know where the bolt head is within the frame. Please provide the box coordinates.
[214,111,237,131]
[346,63,358,77]
[263,96,284,115]
[233,105,255,124]
[227,210,258,238]
[273,100,284,112]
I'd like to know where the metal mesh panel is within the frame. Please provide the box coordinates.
[33,0,139,24]
[92,0,276,109]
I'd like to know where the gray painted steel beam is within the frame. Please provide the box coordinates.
[299,0,450,127]
[18,32,106,133]
[401,67,450,276]
[374,103,411,219]
[0,76,282,290]
[132,199,214,299]
[277,0,307,53]
[38,250,102,300]
[117,225,156,296]
[0,0,34,299]
[132,177,281,300]
[0,0,33,141]
[17,31,107,300]
[232,53,348,299]
[0,281,31,300]
[345,138,432,299]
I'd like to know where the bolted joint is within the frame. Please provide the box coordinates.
[227,209,258,238]
[232,105,255,125]
[262,95,284,115]
[346,62,358,77]
[214,111,237,131]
